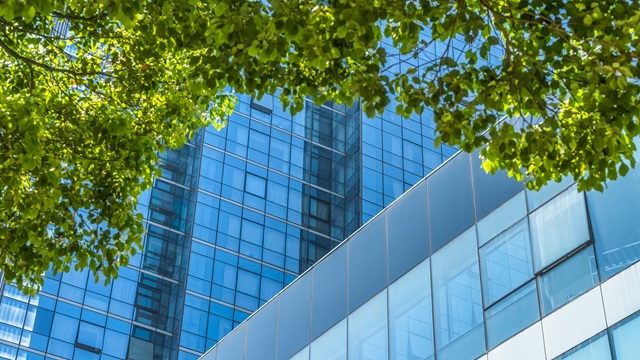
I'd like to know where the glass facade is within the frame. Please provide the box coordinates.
[0,83,453,358]
[201,143,640,360]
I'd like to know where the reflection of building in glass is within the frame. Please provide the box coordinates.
[201,146,640,360]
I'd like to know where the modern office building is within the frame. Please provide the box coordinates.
[200,141,640,360]
[0,75,458,360]
[0,18,510,360]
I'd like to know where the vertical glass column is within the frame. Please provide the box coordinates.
[432,227,485,360]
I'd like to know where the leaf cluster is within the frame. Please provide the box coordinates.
[1,0,639,292]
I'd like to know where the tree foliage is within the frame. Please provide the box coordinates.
[1,0,639,292]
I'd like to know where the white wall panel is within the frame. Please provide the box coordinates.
[601,261,640,326]
[488,322,545,360]
[542,287,606,359]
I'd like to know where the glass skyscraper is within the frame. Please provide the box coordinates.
[0,89,454,359]
[0,17,506,360]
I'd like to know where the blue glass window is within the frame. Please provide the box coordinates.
[539,246,598,315]
[208,314,233,341]
[245,300,278,360]
[236,270,260,297]
[477,191,527,246]
[310,319,346,360]
[530,185,590,271]
[526,176,574,211]
[432,227,485,360]
[471,151,524,220]
[386,182,429,283]
[557,331,611,360]
[276,275,312,360]
[586,156,640,280]
[30,308,53,336]
[389,260,434,360]
[241,220,264,246]
[188,253,214,281]
[245,173,266,198]
[427,153,475,252]
[480,219,534,306]
[348,213,387,312]
[348,290,388,360]
[0,298,27,327]
[311,245,348,340]
[50,314,78,343]
[484,281,540,349]
[182,306,208,337]
[77,322,104,350]
[216,323,246,360]
[611,311,640,359]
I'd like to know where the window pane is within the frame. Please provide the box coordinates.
[586,155,640,280]
[389,260,434,360]
[611,311,640,359]
[310,319,346,360]
[77,322,104,349]
[471,150,524,220]
[427,153,475,252]
[311,245,347,340]
[348,213,387,312]
[245,173,266,198]
[289,346,309,360]
[526,176,574,211]
[484,281,539,349]
[477,191,527,246]
[348,290,388,360]
[557,331,611,360]
[50,314,78,343]
[480,219,534,306]
[539,246,598,315]
[245,300,277,360]
[530,185,590,271]
[432,227,485,360]
[386,182,429,283]
[276,275,311,360]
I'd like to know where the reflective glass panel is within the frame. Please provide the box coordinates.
[484,281,539,349]
[557,331,612,360]
[289,346,309,360]
[386,182,429,283]
[526,176,574,211]
[611,311,640,359]
[432,227,485,360]
[389,260,434,360]
[471,150,524,220]
[530,185,590,271]
[348,290,388,360]
[276,275,311,360]
[480,219,533,306]
[586,154,640,280]
[215,324,246,360]
[348,213,387,312]
[77,322,104,349]
[427,153,475,252]
[310,319,346,360]
[477,191,527,246]
[539,246,598,315]
[311,245,347,340]
[245,300,277,360]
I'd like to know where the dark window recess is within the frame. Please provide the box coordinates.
[75,321,104,354]
[309,197,330,222]
[250,101,272,114]
[75,342,101,354]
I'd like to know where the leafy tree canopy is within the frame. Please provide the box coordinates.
[1,0,639,292]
